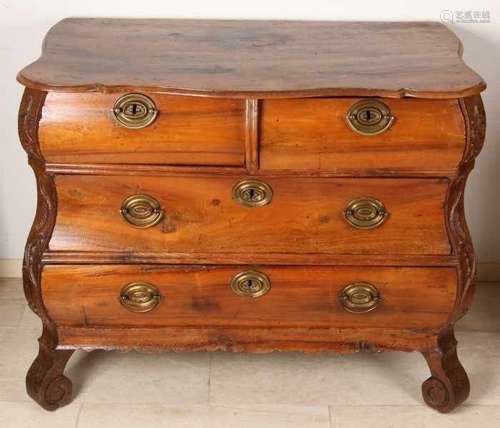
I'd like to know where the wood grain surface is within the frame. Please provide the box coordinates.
[50,175,451,255]
[18,19,485,98]
[57,325,442,353]
[39,92,245,165]
[42,265,456,330]
[260,98,465,173]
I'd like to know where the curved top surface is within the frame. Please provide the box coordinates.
[18,18,486,98]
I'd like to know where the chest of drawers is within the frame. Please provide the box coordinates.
[17,18,486,412]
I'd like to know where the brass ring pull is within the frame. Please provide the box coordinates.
[232,179,273,208]
[113,93,158,129]
[120,282,161,313]
[121,194,164,228]
[340,282,380,313]
[346,99,394,136]
[230,270,271,298]
[344,197,388,229]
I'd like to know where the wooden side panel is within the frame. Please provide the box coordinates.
[39,93,246,166]
[42,265,456,330]
[260,98,466,173]
[50,175,451,255]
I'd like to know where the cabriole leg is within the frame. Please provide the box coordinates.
[421,328,469,413]
[26,327,75,411]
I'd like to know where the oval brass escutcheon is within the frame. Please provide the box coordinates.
[230,270,271,298]
[112,93,158,129]
[346,99,394,135]
[344,197,388,229]
[120,282,161,313]
[340,282,380,313]
[121,194,164,228]
[232,179,273,208]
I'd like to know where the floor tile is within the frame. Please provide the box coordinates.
[18,305,42,331]
[210,350,427,407]
[68,350,210,405]
[77,403,330,428]
[0,278,24,301]
[0,300,25,327]
[454,331,500,405]
[329,405,500,427]
[0,400,80,428]
[0,327,39,401]
[207,405,330,428]
[457,284,500,332]
[77,403,207,428]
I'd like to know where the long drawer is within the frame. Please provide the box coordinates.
[50,175,450,255]
[42,265,456,330]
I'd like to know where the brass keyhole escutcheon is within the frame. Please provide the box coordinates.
[112,93,158,129]
[346,99,394,135]
[230,270,271,298]
[344,197,388,229]
[120,282,161,313]
[340,282,380,313]
[120,194,164,228]
[232,179,273,208]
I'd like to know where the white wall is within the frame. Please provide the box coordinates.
[1,1,499,265]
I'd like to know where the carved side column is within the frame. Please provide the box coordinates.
[18,88,75,410]
[448,94,486,320]
[420,94,486,413]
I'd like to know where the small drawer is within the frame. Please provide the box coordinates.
[42,265,457,330]
[50,175,451,255]
[260,98,466,173]
[39,92,246,166]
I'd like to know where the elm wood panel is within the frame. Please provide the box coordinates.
[41,265,457,329]
[57,326,441,353]
[50,175,451,255]
[18,19,485,98]
[260,98,466,173]
[39,92,245,165]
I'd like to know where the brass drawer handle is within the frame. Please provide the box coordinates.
[340,282,380,313]
[346,99,394,136]
[120,282,161,313]
[232,179,273,208]
[113,93,158,129]
[121,194,164,228]
[344,197,388,229]
[230,270,271,298]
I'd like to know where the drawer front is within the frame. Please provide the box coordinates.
[42,265,456,330]
[51,175,450,255]
[39,93,246,166]
[260,98,465,173]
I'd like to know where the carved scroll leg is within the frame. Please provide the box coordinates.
[421,328,470,413]
[26,329,75,411]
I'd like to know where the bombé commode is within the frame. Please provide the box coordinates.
[17,18,486,412]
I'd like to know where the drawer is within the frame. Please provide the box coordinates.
[39,92,246,166]
[42,265,456,330]
[50,175,450,255]
[260,98,465,173]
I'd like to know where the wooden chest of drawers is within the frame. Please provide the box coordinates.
[17,19,486,412]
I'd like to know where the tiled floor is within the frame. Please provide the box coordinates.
[1,278,500,428]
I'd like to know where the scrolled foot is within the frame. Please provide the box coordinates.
[421,328,470,413]
[26,337,75,411]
